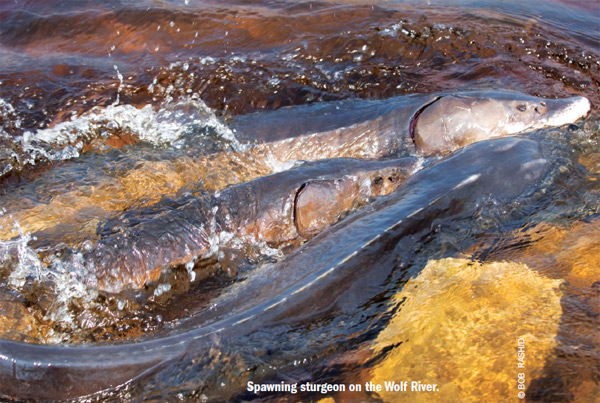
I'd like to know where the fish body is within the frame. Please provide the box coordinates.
[0,136,556,400]
[412,91,591,155]
[0,90,589,243]
[90,157,418,291]
[50,90,592,290]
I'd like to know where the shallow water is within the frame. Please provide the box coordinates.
[0,0,599,401]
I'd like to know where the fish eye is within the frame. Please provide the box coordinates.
[373,176,383,185]
[517,104,527,112]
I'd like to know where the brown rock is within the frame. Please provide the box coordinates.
[370,258,563,402]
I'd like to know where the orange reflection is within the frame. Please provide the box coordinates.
[0,119,395,244]
[0,151,271,243]
[0,296,51,343]
[370,258,563,402]
[491,220,600,288]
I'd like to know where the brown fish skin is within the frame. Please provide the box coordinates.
[4,90,589,292]
[0,94,435,242]
[0,136,555,401]
[91,91,589,290]
[414,91,591,155]
[231,93,439,160]
[1,91,588,242]
[89,157,418,292]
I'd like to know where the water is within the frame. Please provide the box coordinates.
[0,0,599,401]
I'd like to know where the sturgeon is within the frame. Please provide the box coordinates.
[0,91,589,247]
[8,90,588,291]
[85,157,418,292]
[85,90,589,291]
[0,136,559,400]
[234,90,590,158]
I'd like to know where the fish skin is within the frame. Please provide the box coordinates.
[87,157,418,292]
[413,91,590,155]
[0,136,556,401]
[37,90,590,291]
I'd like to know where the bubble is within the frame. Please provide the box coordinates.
[154,283,172,297]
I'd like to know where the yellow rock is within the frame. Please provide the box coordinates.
[579,152,600,174]
[0,299,50,343]
[370,258,563,403]
[497,220,600,288]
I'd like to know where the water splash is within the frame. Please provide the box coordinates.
[1,94,240,178]
[4,221,44,289]
[32,95,233,148]
[0,219,100,341]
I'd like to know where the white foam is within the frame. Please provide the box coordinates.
[265,152,301,173]
[380,21,405,37]
[0,98,16,116]
[0,98,23,136]
[5,95,241,174]
[31,96,233,147]
[154,282,172,297]
[0,222,101,341]
[185,259,197,282]
[360,177,373,197]
[3,222,43,289]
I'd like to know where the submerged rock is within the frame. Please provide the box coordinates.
[0,297,49,343]
[475,219,600,401]
[516,221,600,288]
[370,258,563,402]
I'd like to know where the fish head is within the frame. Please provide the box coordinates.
[413,91,591,155]
[293,158,418,239]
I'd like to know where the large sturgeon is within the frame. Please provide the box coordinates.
[0,136,561,400]
[234,89,590,158]
[85,90,590,291]
[84,157,418,292]
[0,90,589,241]
[2,90,588,292]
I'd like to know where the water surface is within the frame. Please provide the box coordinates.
[0,0,598,401]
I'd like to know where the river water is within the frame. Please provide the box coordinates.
[0,0,598,401]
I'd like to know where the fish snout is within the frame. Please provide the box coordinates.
[413,92,591,156]
[368,167,409,196]
[537,96,591,128]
